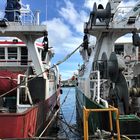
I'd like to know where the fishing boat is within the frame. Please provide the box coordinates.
[0,0,60,139]
[76,0,140,138]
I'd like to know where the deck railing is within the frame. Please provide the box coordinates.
[90,70,108,108]
[83,106,121,140]
[112,5,140,24]
[0,59,32,67]
[17,74,33,113]
[0,9,40,25]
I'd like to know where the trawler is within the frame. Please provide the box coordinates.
[0,0,60,139]
[76,0,140,138]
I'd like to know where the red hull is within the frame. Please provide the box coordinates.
[0,107,38,138]
[0,89,60,139]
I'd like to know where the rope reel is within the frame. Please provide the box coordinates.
[89,2,112,27]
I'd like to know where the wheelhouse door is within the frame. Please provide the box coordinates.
[21,47,28,65]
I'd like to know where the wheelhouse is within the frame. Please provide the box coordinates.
[0,38,44,72]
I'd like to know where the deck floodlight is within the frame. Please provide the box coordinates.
[0,20,7,27]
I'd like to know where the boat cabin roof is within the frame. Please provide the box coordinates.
[0,38,44,48]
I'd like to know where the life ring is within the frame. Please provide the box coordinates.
[124,55,131,61]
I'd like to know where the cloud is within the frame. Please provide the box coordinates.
[119,0,136,7]
[61,36,83,53]
[115,34,132,43]
[42,0,88,80]
[42,6,85,54]
[84,0,136,11]
[59,0,88,33]
[43,18,83,55]
[42,16,83,81]
[60,69,78,80]
[112,0,137,22]
[46,18,72,44]
[45,0,89,55]
[84,0,108,10]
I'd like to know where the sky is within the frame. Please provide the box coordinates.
[41,0,137,80]
[0,0,138,80]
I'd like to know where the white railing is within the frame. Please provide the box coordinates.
[0,53,31,66]
[17,74,33,113]
[90,71,108,108]
[113,5,140,24]
[1,9,40,25]
[0,60,32,67]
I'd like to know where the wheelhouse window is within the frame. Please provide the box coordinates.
[0,48,5,59]
[8,47,17,59]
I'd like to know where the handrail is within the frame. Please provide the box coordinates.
[0,9,39,25]
[17,74,33,112]
[113,6,140,24]
[90,70,108,108]
[83,105,121,140]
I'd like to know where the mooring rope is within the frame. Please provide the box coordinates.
[0,42,83,98]
[53,42,82,67]
[38,108,60,137]
[0,41,84,139]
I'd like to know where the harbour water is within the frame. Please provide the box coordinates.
[48,87,83,139]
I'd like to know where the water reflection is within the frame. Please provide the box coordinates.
[48,87,82,139]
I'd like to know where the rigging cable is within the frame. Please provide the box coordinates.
[39,86,82,139]
[0,41,84,139]
[56,87,82,138]
[39,88,71,139]
[0,41,83,98]
[60,87,82,137]
[54,42,83,67]
[61,87,71,106]
[59,91,77,135]
[59,106,81,138]
[38,108,60,137]
[57,113,82,138]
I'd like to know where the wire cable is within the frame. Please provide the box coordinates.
[57,88,72,136]
[57,87,82,138]
[59,104,76,135]
[38,87,73,138]
[121,135,131,140]
[45,86,82,139]
[0,40,85,139]
[0,41,83,98]
[39,108,60,137]
[60,87,71,106]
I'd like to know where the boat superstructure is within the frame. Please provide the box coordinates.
[0,0,60,138]
[76,0,140,138]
